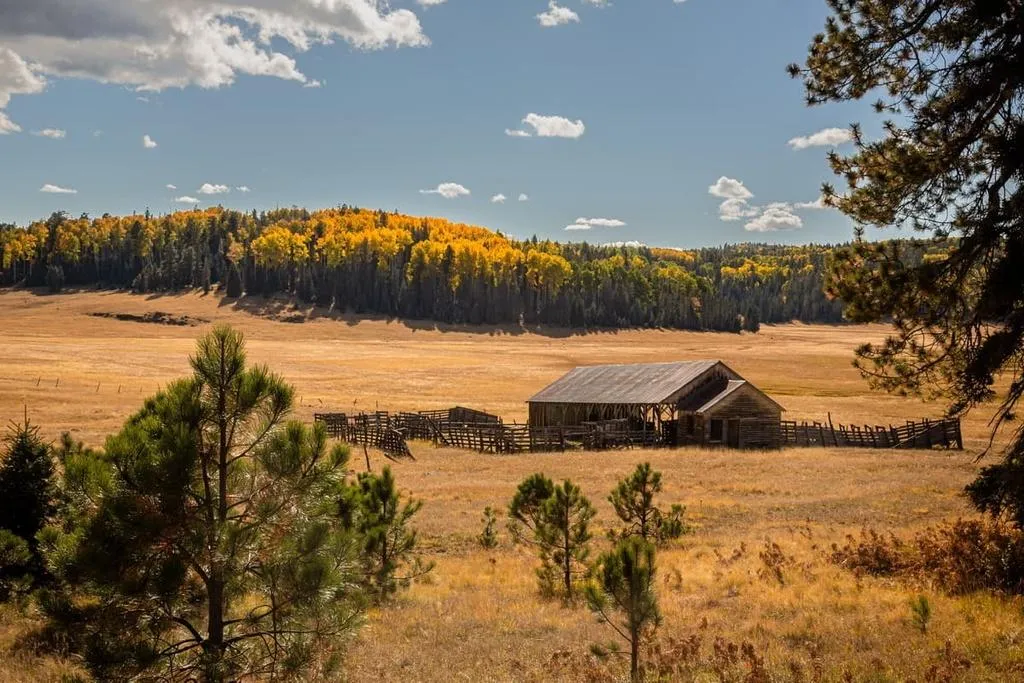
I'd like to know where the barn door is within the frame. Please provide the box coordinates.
[727,419,741,448]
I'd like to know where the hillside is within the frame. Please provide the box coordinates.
[0,207,853,332]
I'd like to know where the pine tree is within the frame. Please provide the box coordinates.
[339,466,433,601]
[40,326,362,681]
[509,474,595,599]
[0,416,57,590]
[791,1,1024,527]
[608,463,689,546]
[586,537,661,682]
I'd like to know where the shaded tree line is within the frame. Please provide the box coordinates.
[0,207,852,332]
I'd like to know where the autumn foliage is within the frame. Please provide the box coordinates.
[0,206,842,330]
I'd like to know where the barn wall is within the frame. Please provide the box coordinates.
[702,391,782,449]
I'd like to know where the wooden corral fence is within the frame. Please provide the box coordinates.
[780,416,962,450]
[314,412,414,460]
[317,407,963,456]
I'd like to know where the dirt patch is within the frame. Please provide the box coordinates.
[90,311,209,327]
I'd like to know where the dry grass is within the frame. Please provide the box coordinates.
[0,288,1021,681]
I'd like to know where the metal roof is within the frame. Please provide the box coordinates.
[528,360,726,405]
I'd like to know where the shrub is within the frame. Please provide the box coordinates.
[478,506,499,549]
[829,528,908,577]
[908,595,932,634]
[830,519,1024,595]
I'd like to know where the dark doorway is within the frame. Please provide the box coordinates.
[709,419,724,442]
[727,419,741,448]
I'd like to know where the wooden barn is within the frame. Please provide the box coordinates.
[527,360,784,449]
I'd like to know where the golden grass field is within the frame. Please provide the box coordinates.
[0,288,1021,682]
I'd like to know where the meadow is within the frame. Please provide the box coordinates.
[0,289,1020,681]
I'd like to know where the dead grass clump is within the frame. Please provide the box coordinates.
[831,518,1024,594]
[548,633,775,683]
[829,528,907,577]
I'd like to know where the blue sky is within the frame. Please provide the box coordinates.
[0,0,880,248]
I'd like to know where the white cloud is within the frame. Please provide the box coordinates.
[708,176,759,221]
[417,0,447,5]
[566,217,626,230]
[0,2,428,124]
[198,183,230,194]
[40,183,76,194]
[537,1,579,27]
[0,48,47,134]
[511,113,586,139]
[143,134,157,148]
[419,182,470,199]
[795,196,828,210]
[788,127,853,150]
[576,217,626,228]
[518,193,529,202]
[708,176,753,200]
[745,203,803,232]
[32,128,66,138]
[175,196,200,203]
[708,176,809,230]
[490,193,507,203]
[236,185,251,192]
[166,184,177,190]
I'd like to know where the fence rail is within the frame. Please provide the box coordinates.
[780,417,962,450]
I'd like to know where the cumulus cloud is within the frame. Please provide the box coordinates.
[745,203,803,232]
[417,0,447,5]
[537,1,579,27]
[236,185,251,192]
[175,195,200,203]
[0,1,428,124]
[708,176,814,231]
[708,177,758,221]
[565,217,626,231]
[143,134,157,148]
[198,183,230,194]
[0,48,47,133]
[708,176,753,201]
[32,128,65,138]
[518,193,529,202]
[419,182,470,199]
[508,113,585,139]
[166,184,177,190]
[788,127,853,150]
[490,193,507,203]
[40,183,76,194]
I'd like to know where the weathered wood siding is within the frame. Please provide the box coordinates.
[692,387,783,449]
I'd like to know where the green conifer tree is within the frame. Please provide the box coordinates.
[40,326,363,681]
